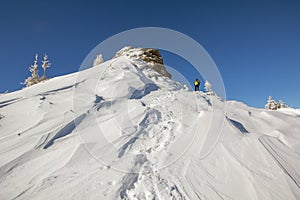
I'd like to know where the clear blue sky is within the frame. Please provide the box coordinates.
[0,0,299,108]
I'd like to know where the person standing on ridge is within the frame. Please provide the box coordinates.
[194,78,200,91]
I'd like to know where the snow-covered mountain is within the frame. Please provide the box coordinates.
[1,52,300,200]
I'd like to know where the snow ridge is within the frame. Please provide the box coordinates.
[0,56,300,200]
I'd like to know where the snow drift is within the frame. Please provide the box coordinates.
[0,53,300,200]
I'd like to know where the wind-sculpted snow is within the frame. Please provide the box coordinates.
[227,117,249,134]
[0,57,300,200]
[259,136,300,188]
[44,114,87,149]
[39,83,79,96]
[128,83,159,99]
[118,109,161,158]
[0,97,23,108]
[119,154,148,199]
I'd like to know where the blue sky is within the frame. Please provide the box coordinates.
[0,0,299,108]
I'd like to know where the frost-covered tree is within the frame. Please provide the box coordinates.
[41,54,51,77]
[278,100,288,109]
[31,54,39,77]
[23,53,52,87]
[265,97,290,110]
[23,54,40,87]
[93,54,104,67]
[204,80,212,94]
[265,96,278,110]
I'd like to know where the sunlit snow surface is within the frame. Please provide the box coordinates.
[0,57,300,200]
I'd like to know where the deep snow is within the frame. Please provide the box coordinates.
[0,56,300,200]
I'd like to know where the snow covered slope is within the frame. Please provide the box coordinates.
[0,56,300,200]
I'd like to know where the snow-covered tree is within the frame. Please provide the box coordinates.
[23,54,40,87]
[278,100,288,109]
[31,54,39,78]
[204,80,212,94]
[23,53,52,87]
[265,97,290,110]
[93,54,104,67]
[41,54,51,77]
[265,96,278,110]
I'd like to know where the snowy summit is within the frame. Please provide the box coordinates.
[0,47,300,200]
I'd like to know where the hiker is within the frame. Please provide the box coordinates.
[194,78,200,91]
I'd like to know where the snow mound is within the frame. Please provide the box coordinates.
[0,56,300,200]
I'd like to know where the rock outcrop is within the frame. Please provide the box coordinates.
[114,46,172,78]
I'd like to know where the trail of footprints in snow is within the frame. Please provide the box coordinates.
[120,92,182,199]
[132,99,177,155]
[148,92,178,151]
[120,155,182,199]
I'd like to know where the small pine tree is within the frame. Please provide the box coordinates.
[23,53,52,87]
[204,80,212,94]
[23,54,40,87]
[93,54,104,67]
[278,100,288,109]
[265,96,278,110]
[31,54,39,78]
[41,54,51,77]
